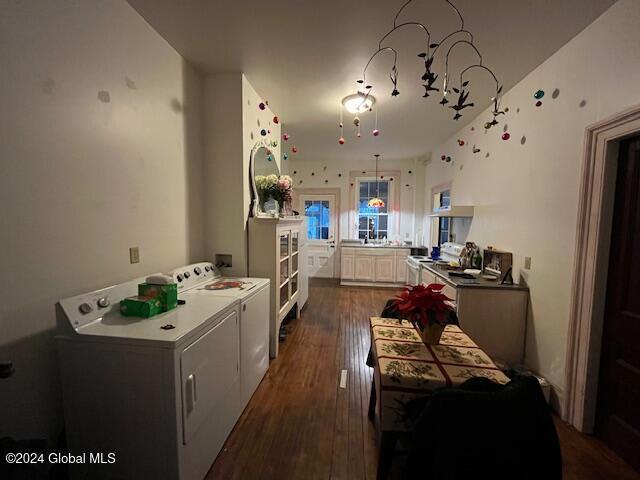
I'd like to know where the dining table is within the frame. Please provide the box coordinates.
[367,317,511,479]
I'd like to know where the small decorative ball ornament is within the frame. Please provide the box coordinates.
[339,122,343,128]
[357,131,362,138]
[441,155,446,161]
[353,116,360,127]
[283,154,289,160]
[260,129,267,136]
[324,179,329,184]
[501,132,511,141]
[471,126,475,131]
[267,155,273,162]
[484,122,492,129]
[283,133,290,141]
[273,116,279,124]
[338,137,345,145]
[446,156,452,162]
[372,129,380,137]
[534,89,545,100]
[292,146,298,153]
[535,100,542,107]
[457,139,465,146]
[259,102,266,110]
[408,170,412,174]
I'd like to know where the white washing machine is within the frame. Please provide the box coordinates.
[168,262,270,410]
[56,273,241,480]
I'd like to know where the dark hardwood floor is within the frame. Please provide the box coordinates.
[207,278,640,480]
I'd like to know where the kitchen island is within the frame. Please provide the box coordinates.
[420,262,529,364]
[340,244,411,287]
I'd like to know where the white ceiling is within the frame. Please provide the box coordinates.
[128,0,615,162]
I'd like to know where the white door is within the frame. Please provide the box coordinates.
[301,194,337,278]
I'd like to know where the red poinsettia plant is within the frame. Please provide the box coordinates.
[392,283,458,330]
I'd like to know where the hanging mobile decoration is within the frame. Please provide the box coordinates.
[283,153,289,160]
[441,154,446,161]
[457,139,465,146]
[258,102,266,111]
[501,132,511,141]
[339,137,346,145]
[273,115,280,124]
[260,129,267,136]
[472,145,480,153]
[535,100,542,107]
[352,0,505,126]
[267,154,273,162]
[534,89,545,100]
[372,109,380,136]
[292,146,298,153]
[283,133,291,141]
[338,107,345,144]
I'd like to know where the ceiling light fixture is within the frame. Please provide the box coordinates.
[342,93,376,114]
[368,154,385,209]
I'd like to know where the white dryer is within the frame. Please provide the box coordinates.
[168,262,270,410]
[56,274,241,480]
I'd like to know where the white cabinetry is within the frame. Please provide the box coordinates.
[341,247,411,287]
[248,217,305,358]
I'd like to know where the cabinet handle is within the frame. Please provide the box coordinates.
[243,304,247,312]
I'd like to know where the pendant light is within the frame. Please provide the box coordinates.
[368,154,385,208]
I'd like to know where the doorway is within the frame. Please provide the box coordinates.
[595,135,640,471]
[300,193,337,278]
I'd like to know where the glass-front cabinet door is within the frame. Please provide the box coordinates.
[280,232,290,260]
[279,230,291,311]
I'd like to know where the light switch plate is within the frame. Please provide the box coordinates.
[129,247,140,264]
[524,256,531,270]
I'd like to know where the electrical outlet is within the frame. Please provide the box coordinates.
[129,246,140,264]
[524,256,532,270]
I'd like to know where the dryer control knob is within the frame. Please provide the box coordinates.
[194,267,202,275]
[184,271,191,279]
[177,274,183,282]
[97,297,110,308]
[78,303,93,314]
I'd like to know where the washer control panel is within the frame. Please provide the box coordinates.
[168,262,220,291]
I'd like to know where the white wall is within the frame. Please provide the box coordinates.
[289,156,426,245]
[0,0,205,441]
[202,74,280,275]
[423,0,640,409]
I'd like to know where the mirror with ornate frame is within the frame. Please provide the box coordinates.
[249,142,280,216]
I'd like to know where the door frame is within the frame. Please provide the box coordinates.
[564,104,640,433]
[294,188,341,278]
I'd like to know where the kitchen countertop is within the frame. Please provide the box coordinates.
[420,262,529,291]
[340,243,414,249]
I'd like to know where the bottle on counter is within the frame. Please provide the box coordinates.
[472,247,483,269]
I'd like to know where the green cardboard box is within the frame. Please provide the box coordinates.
[137,283,178,312]
[120,296,162,318]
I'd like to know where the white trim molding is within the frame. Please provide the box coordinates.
[564,104,640,432]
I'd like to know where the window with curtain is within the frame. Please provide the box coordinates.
[357,179,390,240]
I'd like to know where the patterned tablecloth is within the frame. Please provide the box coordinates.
[370,317,510,431]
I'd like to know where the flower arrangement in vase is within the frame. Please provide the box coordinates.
[254,174,293,216]
[391,283,458,344]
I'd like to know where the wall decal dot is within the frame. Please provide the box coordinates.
[460,164,463,171]
[380,175,384,179]
[579,99,587,108]
[283,153,289,160]
[485,152,490,158]
[520,136,527,145]
[516,107,520,113]
[534,89,544,100]
[273,115,279,124]
[283,133,290,141]
[390,177,394,181]
[257,119,260,126]
[350,183,354,187]
[440,155,446,161]
[457,139,465,146]
[501,132,510,141]
[292,146,298,153]
[362,171,366,174]
[446,156,452,163]
[502,124,509,133]
[472,145,480,154]
[408,170,412,174]
[338,173,342,177]
[267,155,273,161]
[339,122,343,128]
[471,126,475,131]
[372,129,380,136]
[250,132,254,140]
[324,179,329,183]
[260,129,267,136]
[323,166,327,171]
[267,129,271,134]
[535,100,542,107]
[338,137,345,144]
[504,107,510,113]
[293,170,297,174]
[405,184,410,187]
[259,102,266,110]
[299,180,303,184]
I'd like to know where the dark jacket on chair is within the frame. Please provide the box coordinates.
[403,375,562,480]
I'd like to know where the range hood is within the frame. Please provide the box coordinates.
[429,205,474,217]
